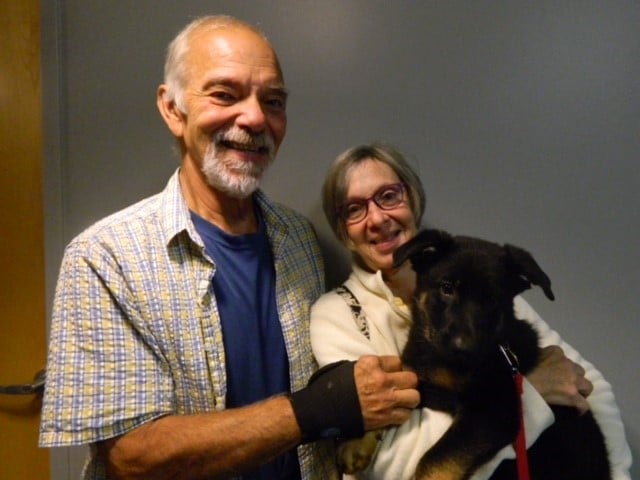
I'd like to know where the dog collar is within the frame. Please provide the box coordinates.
[499,344,520,374]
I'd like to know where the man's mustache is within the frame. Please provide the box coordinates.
[213,129,275,155]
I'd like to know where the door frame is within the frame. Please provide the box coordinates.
[40,0,88,478]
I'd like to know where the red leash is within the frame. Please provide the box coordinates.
[513,372,530,480]
[499,346,530,480]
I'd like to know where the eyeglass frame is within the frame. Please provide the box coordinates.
[337,182,406,224]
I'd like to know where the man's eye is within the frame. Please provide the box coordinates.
[264,96,287,111]
[211,91,236,103]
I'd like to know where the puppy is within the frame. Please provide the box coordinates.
[392,229,610,480]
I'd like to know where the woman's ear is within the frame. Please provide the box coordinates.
[156,85,185,138]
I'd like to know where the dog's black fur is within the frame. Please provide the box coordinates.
[394,229,610,480]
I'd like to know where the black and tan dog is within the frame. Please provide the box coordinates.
[338,228,611,479]
[394,229,610,480]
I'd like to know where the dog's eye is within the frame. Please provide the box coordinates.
[439,281,455,296]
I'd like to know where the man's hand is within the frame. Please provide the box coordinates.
[527,345,593,414]
[354,355,420,430]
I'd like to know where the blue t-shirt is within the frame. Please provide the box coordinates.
[191,209,300,480]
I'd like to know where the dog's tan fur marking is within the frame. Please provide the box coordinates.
[428,367,457,391]
[415,291,430,313]
[337,430,383,474]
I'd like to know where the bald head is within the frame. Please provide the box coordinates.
[162,15,283,112]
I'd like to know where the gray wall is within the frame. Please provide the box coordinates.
[42,1,638,478]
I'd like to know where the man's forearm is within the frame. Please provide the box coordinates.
[98,395,301,480]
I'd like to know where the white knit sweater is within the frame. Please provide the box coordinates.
[310,264,631,480]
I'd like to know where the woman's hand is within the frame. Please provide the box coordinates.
[527,345,593,414]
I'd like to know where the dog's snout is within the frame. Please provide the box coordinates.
[440,317,476,356]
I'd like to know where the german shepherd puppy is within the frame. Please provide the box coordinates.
[393,228,610,480]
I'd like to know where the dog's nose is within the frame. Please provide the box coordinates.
[442,324,476,356]
[451,334,473,353]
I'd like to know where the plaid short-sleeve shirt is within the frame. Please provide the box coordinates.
[39,169,338,479]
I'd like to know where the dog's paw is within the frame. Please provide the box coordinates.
[337,430,383,474]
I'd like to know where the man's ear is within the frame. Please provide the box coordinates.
[156,84,185,138]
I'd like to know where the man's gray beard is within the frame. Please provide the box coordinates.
[201,130,275,199]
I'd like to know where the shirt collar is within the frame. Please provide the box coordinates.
[351,263,412,317]
[158,168,289,248]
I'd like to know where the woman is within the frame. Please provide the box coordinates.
[310,143,631,479]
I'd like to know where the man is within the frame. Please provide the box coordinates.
[39,15,419,480]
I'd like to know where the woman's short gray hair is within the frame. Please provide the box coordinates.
[322,143,426,245]
[162,15,268,112]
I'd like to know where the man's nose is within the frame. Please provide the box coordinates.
[236,95,267,132]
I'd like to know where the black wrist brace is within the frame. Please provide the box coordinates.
[289,360,365,443]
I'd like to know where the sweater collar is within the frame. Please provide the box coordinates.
[351,264,411,318]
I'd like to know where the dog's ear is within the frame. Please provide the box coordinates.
[504,244,555,300]
[393,229,455,274]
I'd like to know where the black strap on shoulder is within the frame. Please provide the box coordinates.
[335,284,370,340]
